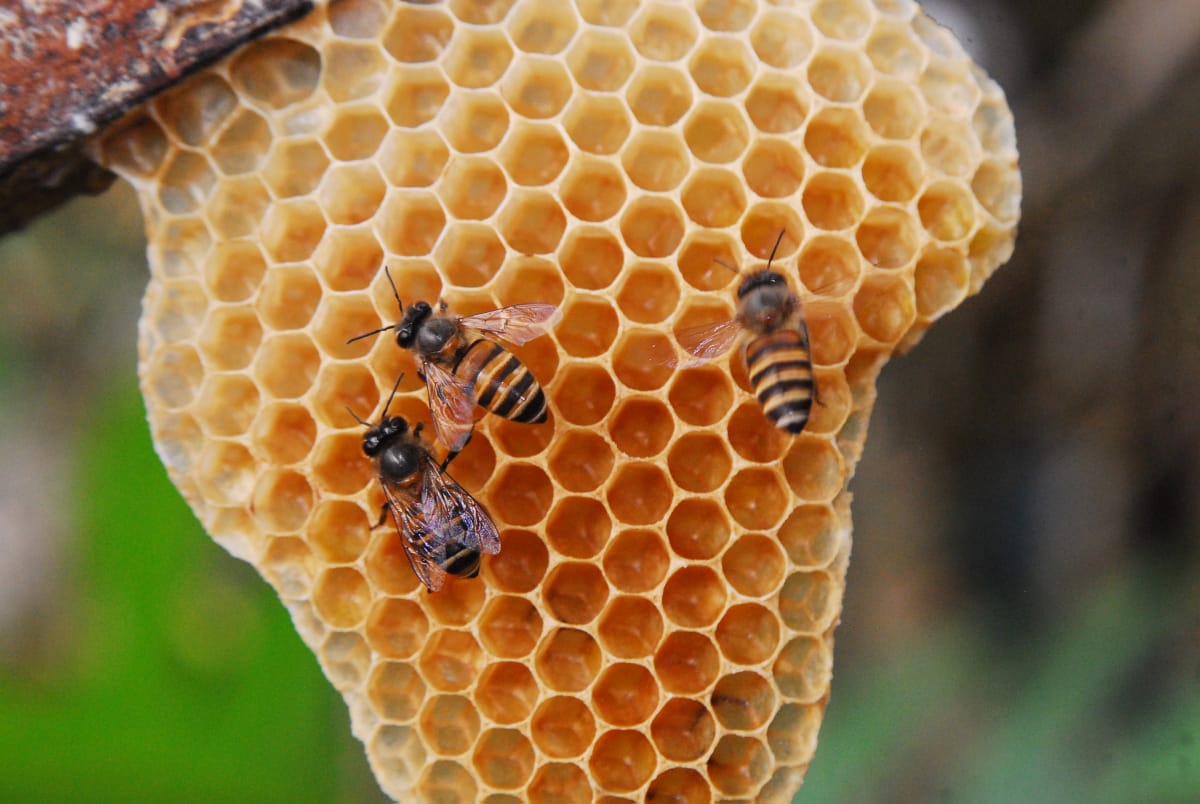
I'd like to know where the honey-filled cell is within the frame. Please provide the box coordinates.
[655,632,721,696]
[531,696,596,758]
[546,496,611,558]
[417,761,476,803]
[528,763,590,804]
[589,730,657,794]
[543,562,609,625]
[716,602,782,666]
[592,663,659,727]
[475,661,539,725]
[667,498,731,560]
[602,531,669,593]
[662,566,728,628]
[473,729,535,791]
[651,697,717,763]
[712,671,777,730]
[419,694,481,756]
[646,767,711,804]
[475,595,537,657]
[547,429,614,492]
[368,661,427,724]
[536,627,601,693]
[484,529,549,594]
[597,595,664,658]
[418,630,485,693]
[708,734,773,797]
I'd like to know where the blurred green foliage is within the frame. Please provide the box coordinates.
[0,380,382,802]
[803,569,1200,802]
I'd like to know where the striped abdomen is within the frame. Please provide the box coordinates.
[435,531,483,579]
[409,519,482,579]
[454,339,548,423]
[744,329,815,434]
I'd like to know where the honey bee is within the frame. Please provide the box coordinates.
[351,375,500,593]
[349,267,557,461]
[668,230,818,434]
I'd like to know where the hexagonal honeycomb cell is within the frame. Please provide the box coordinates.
[94,0,1020,800]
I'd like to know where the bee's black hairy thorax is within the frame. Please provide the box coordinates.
[738,270,798,334]
[377,437,423,483]
[399,304,458,357]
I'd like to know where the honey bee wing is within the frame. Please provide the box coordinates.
[459,304,560,346]
[649,317,742,368]
[798,315,824,408]
[420,457,502,556]
[380,478,448,593]
[423,359,475,453]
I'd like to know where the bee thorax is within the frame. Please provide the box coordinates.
[741,285,797,332]
[414,317,456,355]
[379,442,422,481]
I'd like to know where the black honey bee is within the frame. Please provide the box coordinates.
[348,267,558,461]
[667,230,818,434]
[350,374,500,593]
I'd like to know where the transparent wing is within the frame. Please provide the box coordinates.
[647,317,742,368]
[424,359,475,453]
[420,456,502,556]
[380,479,448,593]
[459,304,559,346]
[798,315,823,408]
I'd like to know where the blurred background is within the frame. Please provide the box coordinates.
[1,0,1197,801]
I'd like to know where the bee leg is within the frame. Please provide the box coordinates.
[371,503,390,530]
[439,431,472,473]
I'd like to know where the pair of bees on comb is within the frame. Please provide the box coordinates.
[350,231,816,592]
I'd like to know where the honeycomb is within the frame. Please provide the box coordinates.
[92,0,1020,799]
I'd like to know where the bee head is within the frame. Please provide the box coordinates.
[736,228,790,299]
[361,415,409,458]
[396,301,434,348]
[737,270,787,298]
[739,270,797,329]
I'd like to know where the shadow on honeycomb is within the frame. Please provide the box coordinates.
[93,0,1019,799]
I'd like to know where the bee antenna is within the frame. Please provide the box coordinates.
[766,229,787,269]
[346,406,370,427]
[380,371,405,419]
[383,265,403,312]
[346,324,395,345]
[711,256,741,276]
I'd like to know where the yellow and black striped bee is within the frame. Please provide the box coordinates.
[351,375,500,593]
[349,267,558,460]
[669,231,817,434]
